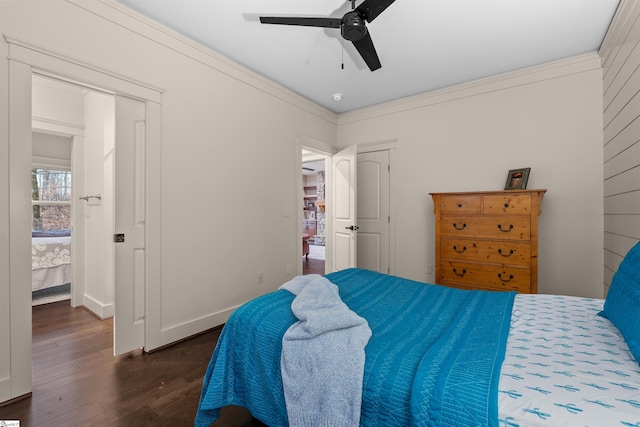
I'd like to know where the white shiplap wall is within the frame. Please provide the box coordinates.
[601,0,640,295]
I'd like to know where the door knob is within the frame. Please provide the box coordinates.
[345,225,360,231]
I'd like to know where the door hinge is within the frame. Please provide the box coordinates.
[114,233,125,243]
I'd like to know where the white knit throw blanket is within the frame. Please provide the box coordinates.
[279,274,372,427]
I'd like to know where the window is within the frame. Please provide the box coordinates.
[32,168,71,235]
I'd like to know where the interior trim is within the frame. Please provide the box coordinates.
[69,0,339,125]
[4,34,163,102]
[338,52,602,124]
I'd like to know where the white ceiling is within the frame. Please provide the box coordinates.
[115,0,619,114]
[302,149,327,174]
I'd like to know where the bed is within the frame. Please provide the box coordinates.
[196,242,640,427]
[32,232,71,291]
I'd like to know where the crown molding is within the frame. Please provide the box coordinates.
[338,52,603,125]
[70,0,338,125]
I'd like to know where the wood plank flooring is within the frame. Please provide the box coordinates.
[302,257,324,275]
[0,301,265,426]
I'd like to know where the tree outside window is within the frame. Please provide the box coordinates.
[32,168,71,233]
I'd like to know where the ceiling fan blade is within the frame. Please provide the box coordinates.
[352,31,381,71]
[355,0,396,23]
[259,16,342,28]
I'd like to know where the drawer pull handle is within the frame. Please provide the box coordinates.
[504,203,509,208]
[453,245,467,253]
[498,273,514,283]
[453,223,467,230]
[457,203,463,208]
[497,224,514,232]
[498,248,514,257]
[453,268,467,277]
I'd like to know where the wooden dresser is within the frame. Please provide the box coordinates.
[430,190,546,293]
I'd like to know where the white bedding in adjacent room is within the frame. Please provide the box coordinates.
[498,294,640,426]
[31,236,71,291]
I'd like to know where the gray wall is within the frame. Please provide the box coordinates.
[600,0,640,295]
[337,54,605,299]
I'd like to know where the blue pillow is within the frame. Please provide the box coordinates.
[599,240,640,366]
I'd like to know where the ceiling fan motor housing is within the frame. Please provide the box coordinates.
[341,11,367,41]
[258,0,396,71]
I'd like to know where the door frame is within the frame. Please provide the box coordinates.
[295,137,397,276]
[296,136,336,275]
[5,37,163,401]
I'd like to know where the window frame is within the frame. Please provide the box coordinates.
[31,164,72,233]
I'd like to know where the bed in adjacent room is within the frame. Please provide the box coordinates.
[196,242,640,427]
[31,230,71,293]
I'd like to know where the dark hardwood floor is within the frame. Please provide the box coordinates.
[0,255,327,426]
[0,301,265,426]
[302,256,324,275]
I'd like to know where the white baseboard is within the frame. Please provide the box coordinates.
[156,306,238,350]
[0,375,11,404]
[82,294,114,320]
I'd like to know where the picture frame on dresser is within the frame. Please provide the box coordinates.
[504,167,530,190]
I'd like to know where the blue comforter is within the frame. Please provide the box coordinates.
[195,268,515,427]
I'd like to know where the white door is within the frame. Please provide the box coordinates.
[114,95,147,356]
[332,145,357,271]
[357,150,390,273]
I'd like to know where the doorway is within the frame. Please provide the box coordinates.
[31,73,150,356]
[30,139,73,306]
[297,142,396,276]
[302,149,327,275]
[31,74,116,317]
[6,45,162,401]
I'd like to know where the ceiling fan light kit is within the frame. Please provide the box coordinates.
[258,0,396,72]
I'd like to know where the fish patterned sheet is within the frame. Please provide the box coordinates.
[498,294,640,427]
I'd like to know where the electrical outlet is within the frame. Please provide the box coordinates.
[426,264,433,274]
[257,271,264,284]
[285,265,292,276]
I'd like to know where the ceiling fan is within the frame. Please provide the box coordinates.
[259,0,396,71]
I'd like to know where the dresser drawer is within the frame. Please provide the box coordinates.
[484,193,532,215]
[439,216,531,240]
[440,239,530,267]
[431,190,545,294]
[439,261,531,292]
[439,195,482,215]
